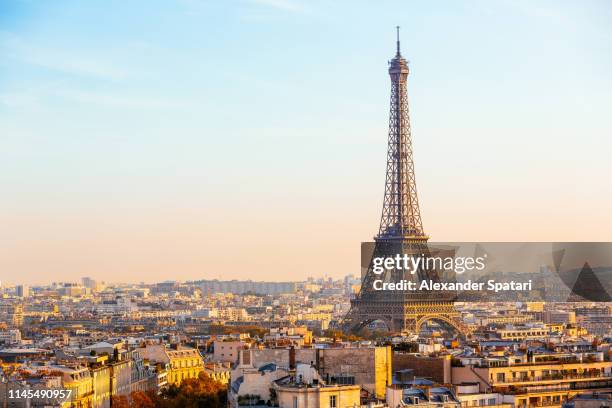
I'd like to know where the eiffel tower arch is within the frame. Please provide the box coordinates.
[342,28,467,337]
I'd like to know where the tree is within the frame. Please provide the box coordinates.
[324,329,363,342]
[130,391,155,408]
[111,391,164,408]
[154,373,227,408]
[111,395,130,408]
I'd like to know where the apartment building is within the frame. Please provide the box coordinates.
[276,381,361,408]
[386,384,461,408]
[137,343,204,386]
[452,353,612,408]
[454,382,511,408]
[0,329,21,345]
[54,365,95,407]
[232,346,392,401]
[497,326,550,342]
[213,339,244,363]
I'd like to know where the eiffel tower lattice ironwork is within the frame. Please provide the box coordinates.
[342,28,467,335]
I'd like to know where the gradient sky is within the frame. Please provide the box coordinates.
[1,0,611,285]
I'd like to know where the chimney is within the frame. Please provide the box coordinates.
[289,346,296,370]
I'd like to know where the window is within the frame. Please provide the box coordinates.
[293,396,298,408]
[335,375,355,385]
[330,395,337,408]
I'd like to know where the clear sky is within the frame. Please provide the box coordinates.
[1,0,611,285]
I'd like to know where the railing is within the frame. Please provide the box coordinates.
[522,402,563,408]
[495,380,612,395]
[463,405,512,408]
[512,359,581,366]
[478,359,600,368]
[494,386,569,395]
[492,372,612,384]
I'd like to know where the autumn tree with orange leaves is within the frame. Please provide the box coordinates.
[156,373,227,408]
[110,373,226,408]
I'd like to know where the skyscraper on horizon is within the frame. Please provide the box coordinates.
[16,284,29,298]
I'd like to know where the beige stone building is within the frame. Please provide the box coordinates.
[137,344,203,386]
[276,383,360,408]
[452,356,612,408]
[213,339,244,364]
[240,346,392,399]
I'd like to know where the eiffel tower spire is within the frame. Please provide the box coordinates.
[396,25,401,56]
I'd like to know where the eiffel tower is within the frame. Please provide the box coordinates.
[342,28,466,335]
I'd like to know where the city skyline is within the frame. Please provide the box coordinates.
[2,274,340,288]
[1,0,612,285]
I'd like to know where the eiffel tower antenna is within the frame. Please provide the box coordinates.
[396,25,401,55]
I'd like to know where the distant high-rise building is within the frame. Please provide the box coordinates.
[82,277,95,288]
[81,277,104,292]
[16,285,29,298]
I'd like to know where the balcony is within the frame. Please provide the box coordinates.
[494,385,570,395]
[492,372,612,385]
[495,380,612,395]
[517,402,563,408]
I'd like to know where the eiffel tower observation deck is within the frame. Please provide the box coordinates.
[342,28,467,335]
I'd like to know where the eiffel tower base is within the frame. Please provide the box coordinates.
[342,298,468,336]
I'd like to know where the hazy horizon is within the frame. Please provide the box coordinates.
[1,0,611,285]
